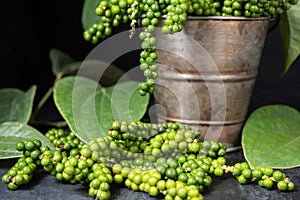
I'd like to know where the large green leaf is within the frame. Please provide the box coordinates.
[0,122,55,159]
[82,0,101,30]
[279,1,300,74]
[242,105,300,169]
[49,48,75,76]
[0,86,36,123]
[53,76,149,143]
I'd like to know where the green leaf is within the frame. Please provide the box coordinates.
[0,122,55,159]
[49,48,75,76]
[0,86,36,123]
[53,76,149,143]
[82,0,101,30]
[279,1,300,74]
[242,105,300,169]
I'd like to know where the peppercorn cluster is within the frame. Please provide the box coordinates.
[2,121,295,200]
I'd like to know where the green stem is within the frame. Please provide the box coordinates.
[30,74,62,122]
[30,87,53,121]
[29,120,67,128]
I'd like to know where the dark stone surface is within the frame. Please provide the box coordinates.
[1,150,299,200]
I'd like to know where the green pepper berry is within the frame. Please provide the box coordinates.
[8,182,18,190]
[203,176,212,187]
[177,186,188,199]
[24,141,35,151]
[232,167,241,176]
[272,170,284,181]
[252,168,263,179]
[237,175,248,184]
[263,167,273,176]
[16,141,25,151]
[263,178,273,189]
[2,174,10,184]
[22,166,34,175]
[214,167,224,177]
[13,174,24,185]
[156,179,166,190]
[64,166,75,176]
[90,178,101,189]
[242,169,252,179]
[114,174,123,184]
[100,182,110,191]
[277,181,288,191]
[33,140,42,149]
[216,157,226,166]
[167,186,177,197]
[30,149,41,160]
[288,182,295,191]
[80,148,92,158]
[41,157,52,167]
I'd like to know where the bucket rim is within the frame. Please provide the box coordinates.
[186,15,272,21]
[140,15,273,22]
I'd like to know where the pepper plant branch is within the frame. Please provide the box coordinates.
[29,120,67,128]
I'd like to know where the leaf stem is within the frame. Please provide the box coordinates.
[29,120,67,128]
[30,87,53,121]
[30,74,62,122]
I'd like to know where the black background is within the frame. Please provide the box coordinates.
[1,0,300,116]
